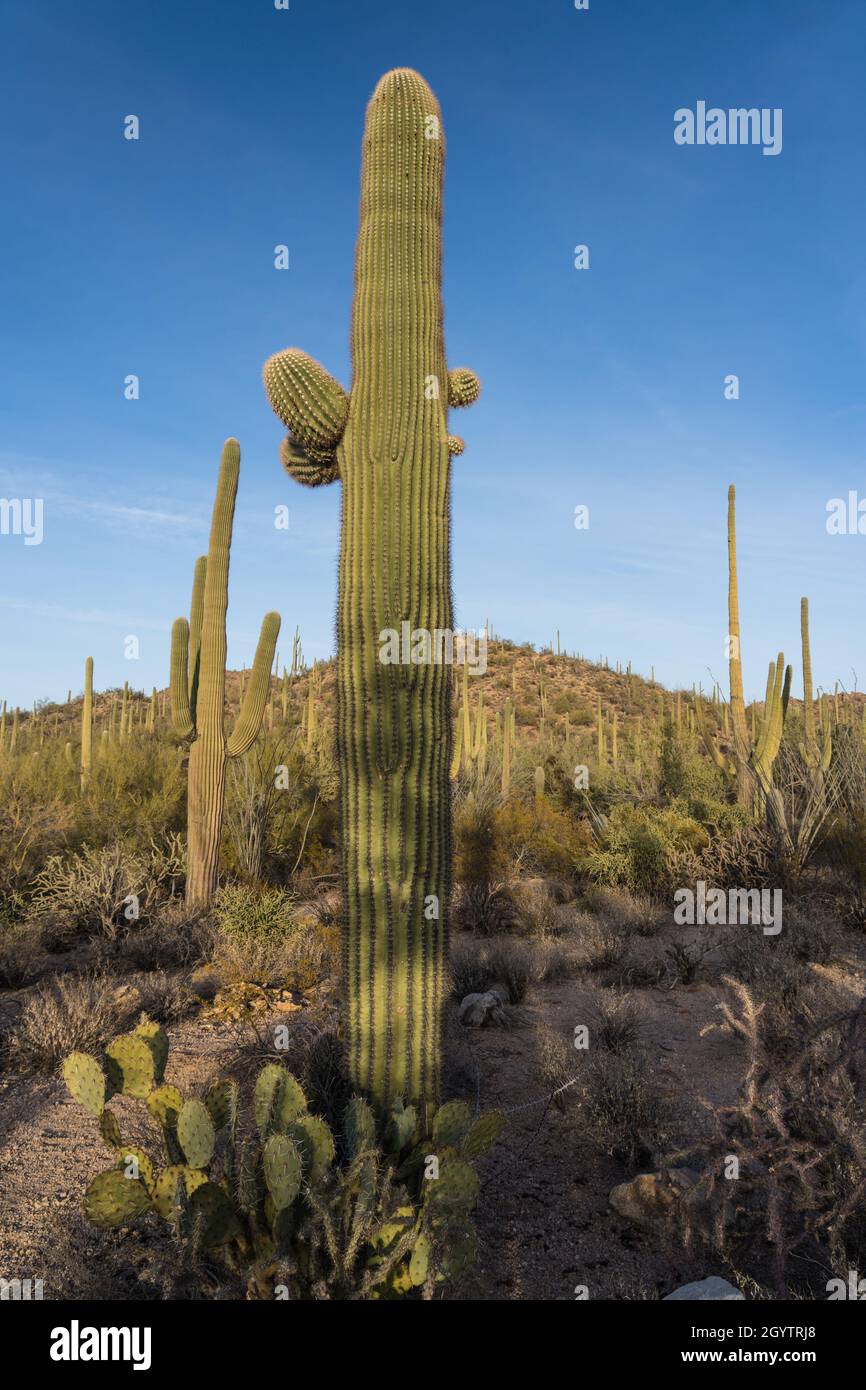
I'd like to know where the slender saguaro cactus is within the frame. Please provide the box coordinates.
[80,656,93,791]
[801,596,817,759]
[262,70,480,1105]
[171,439,281,908]
[727,485,752,802]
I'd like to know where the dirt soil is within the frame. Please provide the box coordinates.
[1,923,864,1302]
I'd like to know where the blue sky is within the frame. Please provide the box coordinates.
[1,0,865,708]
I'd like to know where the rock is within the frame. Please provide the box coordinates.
[458,990,507,1027]
[609,1169,696,1227]
[663,1277,744,1301]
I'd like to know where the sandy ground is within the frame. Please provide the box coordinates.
[1,925,864,1301]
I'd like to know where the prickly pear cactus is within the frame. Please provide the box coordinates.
[63,1021,503,1298]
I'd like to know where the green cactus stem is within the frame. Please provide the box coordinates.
[262,70,480,1105]
[81,656,93,791]
[170,440,280,908]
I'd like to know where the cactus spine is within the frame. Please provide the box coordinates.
[170,440,280,908]
[262,70,480,1104]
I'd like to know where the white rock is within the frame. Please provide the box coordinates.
[663,1277,744,1301]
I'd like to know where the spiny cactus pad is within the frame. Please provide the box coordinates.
[177,1099,216,1170]
[105,1034,156,1099]
[134,1016,168,1083]
[343,1097,377,1159]
[98,1109,121,1149]
[285,1115,335,1185]
[263,348,349,452]
[461,1110,506,1160]
[188,1181,243,1247]
[253,1064,307,1137]
[205,1078,239,1130]
[63,1052,106,1117]
[83,1169,152,1228]
[432,1100,473,1150]
[146,1084,183,1130]
[152,1165,208,1221]
[116,1146,155,1190]
[386,1100,417,1154]
[424,1158,480,1216]
[263,1134,302,1211]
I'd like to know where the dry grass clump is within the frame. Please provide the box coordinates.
[512,879,575,938]
[581,885,668,938]
[577,1049,678,1167]
[591,989,644,1054]
[128,970,198,1025]
[6,972,121,1074]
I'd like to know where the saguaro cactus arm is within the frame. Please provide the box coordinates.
[188,555,207,709]
[170,618,195,738]
[263,349,349,456]
[226,611,281,758]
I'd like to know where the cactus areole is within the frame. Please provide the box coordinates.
[263,70,481,1106]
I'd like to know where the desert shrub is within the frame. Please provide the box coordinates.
[450,937,540,1004]
[214,883,296,939]
[668,980,866,1297]
[591,989,643,1054]
[512,880,574,938]
[129,971,198,1025]
[0,781,76,898]
[494,796,591,878]
[571,910,629,972]
[482,938,538,1004]
[783,902,844,965]
[29,837,185,941]
[7,973,120,1073]
[452,882,517,936]
[534,938,579,982]
[449,938,497,1000]
[582,803,707,897]
[213,902,339,994]
[658,722,727,802]
[577,1049,677,1166]
[454,787,507,887]
[115,901,214,973]
[0,921,46,987]
[535,1025,576,1101]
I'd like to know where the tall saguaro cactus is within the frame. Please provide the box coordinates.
[171,439,281,908]
[262,70,480,1105]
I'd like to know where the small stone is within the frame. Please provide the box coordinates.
[458,991,507,1027]
[663,1277,744,1301]
[609,1169,696,1227]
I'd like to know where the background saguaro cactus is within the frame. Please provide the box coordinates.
[262,69,480,1106]
[170,439,280,908]
[80,656,93,791]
